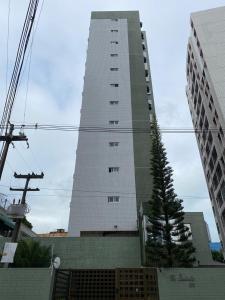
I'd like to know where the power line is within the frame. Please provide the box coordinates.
[5,0,11,98]
[4,123,225,134]
[0,183,209,199]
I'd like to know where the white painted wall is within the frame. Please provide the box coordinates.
[68,19,137,236]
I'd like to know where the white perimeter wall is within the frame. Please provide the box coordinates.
[68,19,137,236]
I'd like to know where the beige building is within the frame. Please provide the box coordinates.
[38,228,68,237]
[186,6,225,256]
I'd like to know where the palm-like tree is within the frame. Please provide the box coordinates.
[13,239,51,268]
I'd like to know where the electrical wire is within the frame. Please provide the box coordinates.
[0,183,209,199]
[0,0,40,165]
[3,123,225,134]
[5,0,11,98]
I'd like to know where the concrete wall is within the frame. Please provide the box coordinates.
[158,267,225,300]
[184,212,213,265]
[38,236,141,269]
[0,236,142,269]
[0,268,52,300]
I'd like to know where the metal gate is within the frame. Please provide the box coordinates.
[52,268,159,300]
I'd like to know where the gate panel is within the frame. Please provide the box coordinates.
[116,268,159,300]
[69,269,115,300]
[53,270,71,300]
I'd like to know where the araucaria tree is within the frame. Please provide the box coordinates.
[146,118,195,267]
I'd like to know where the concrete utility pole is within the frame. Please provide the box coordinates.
[10,172,44,242]
[0,124,28,180]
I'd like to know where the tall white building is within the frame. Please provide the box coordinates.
[68,11,154,237]
[186,6,225,255]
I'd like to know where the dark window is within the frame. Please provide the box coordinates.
[222,209,225,227]
[108,167,119,173]
[217,182,225,208]
[109,101,119,105]
[219,126,224,137]
[110,83,119,87]
[206,143,210,156]
[110,41,118,44]
[110,29,118,32]
[209,157,214,172]
[109,142,119,147]
[218,133,222,144]
[215,110,218,119]
[108,196,119,203]
[195,83,199,93]
[213,173,219,190]
[110,53,118,57]
[208,131,213,148]
[109,120,119,125]
[110,68,119,71]
[200,106,205,118]
[215,163,222,183]
[212,147,218,164]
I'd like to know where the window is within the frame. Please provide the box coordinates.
[204,118,209,131]
[109,101,119,105]
[209,102,212,111]
[212,147,218,164]
[219,126,224,137]
[218,133,222,144]
[110,68,119,71]
[109,142,119,147]
[111,18,118,21]
[209,157,214,172]
[108,196,120,203]
[217,181,225,207]
[109,120,119,125]
[111,29,118,32]
[213,173,219,190]
[208,131,213,148]
[110,83,119,87]
[108,167,119,173]
[215,163,222,183]
[147,86,151,94]
[110,53,118,57]
[215,110,218,119]
[142,44,146,50]
[110,41,119,44]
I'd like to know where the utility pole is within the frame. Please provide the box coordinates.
[10,172,44,242]
[0,124,28,180]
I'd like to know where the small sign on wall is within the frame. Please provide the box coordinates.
[1,242,18,263]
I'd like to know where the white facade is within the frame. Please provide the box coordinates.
[186,6,225,254]
[68,18,138,236]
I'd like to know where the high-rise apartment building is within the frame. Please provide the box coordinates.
[186,6,225,255]
[68,11,154,237]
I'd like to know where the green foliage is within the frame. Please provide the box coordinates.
[13,239,51,268]
[146,117,196,267]
[211,250,225,263]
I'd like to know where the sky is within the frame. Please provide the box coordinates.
[0,0,224,240]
